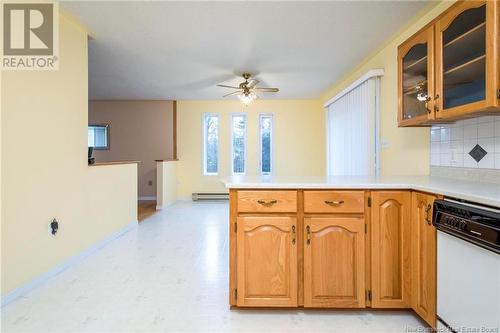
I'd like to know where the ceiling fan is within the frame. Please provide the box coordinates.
[217,73,279,105]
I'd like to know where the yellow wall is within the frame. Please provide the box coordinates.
[1,13,137,295]
[176,100,325,198]
[156,161,178,208]
[321,1,455,176]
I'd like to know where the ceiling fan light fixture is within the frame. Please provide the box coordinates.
[238,91,257,105]
[218,73,278,104]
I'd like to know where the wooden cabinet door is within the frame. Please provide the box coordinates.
[411,192,437,327]
[435,0,499,119]
[236,216,298,307]
[371,191,412,308]
[303,216,365,308]
[398,25,435,127]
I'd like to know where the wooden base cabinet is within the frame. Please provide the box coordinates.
[411,192,437,327]
[230,188,438,323]
[371,191,412,308]
[236,216,298,307]
[303,217,365,308]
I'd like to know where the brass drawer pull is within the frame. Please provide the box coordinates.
[257,199,277,207]
[324,200,345,206]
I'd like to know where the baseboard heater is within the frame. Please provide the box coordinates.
[192,193,229,201]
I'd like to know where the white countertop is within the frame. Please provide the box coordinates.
[222,175,500,208]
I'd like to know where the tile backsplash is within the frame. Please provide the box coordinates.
[430,116,500,170]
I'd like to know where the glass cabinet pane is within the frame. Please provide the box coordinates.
[442,5,486,109]
[402,43,429,120]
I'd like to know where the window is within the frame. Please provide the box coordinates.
[88,124,109,150]
[259,114,273,175]
[203,114,219,175]
[231,114,246,175]
[325,72,381,176]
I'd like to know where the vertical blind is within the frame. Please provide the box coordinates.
[325,75,381,176]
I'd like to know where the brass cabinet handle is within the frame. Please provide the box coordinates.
[324,200,345,206]
[292,225,296,245]
[434,94,440,112]
[306,225,311,245]
[425,204,432,225]
[425,96,432,114]
[257,199,277,207]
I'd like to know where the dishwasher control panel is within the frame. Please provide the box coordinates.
[433,199,500,255]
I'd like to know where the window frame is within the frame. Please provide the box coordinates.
[230,113,247,176]
[88,123,110,150]
[202,113,220,176]
[258,113,274,175]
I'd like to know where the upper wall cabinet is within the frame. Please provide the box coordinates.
[398,0,499,127]
[398,26,435,126]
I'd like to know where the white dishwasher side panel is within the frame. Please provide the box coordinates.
[437,231,500,331]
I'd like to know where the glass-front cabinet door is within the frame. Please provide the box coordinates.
[398,26,435,126]
[435,1,498,118]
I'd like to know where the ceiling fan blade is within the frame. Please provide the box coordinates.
[217,84,240,89]
[246,79,259,89]
[254,87,279,92]
[223,90,243,98]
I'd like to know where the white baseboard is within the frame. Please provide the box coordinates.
[155,201,176,210]
[139,196,156,201]
[1,221,138,307]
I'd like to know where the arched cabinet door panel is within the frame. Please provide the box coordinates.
[371,191,412,308]
[411,192,438,327]
[236,216,297,307]
[303,217,365,308]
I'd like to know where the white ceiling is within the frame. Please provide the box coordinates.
[61,1,430,100]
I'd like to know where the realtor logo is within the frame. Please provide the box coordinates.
[1,1,59,70]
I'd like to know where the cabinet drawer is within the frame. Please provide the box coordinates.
[304,191,364,213]
[237,191,297,213]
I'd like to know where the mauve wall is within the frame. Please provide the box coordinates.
[89,100,175,198]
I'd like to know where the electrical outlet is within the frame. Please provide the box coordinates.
[381,139,390,149]
[451,149,458,162]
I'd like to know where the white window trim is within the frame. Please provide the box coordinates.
[259,113,274,175]
[202,113,219,176]
[323,68,384,108]
[230,113,247,175]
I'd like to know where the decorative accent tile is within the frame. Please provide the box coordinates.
[469,144,487,162]
[429,116,500,170]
